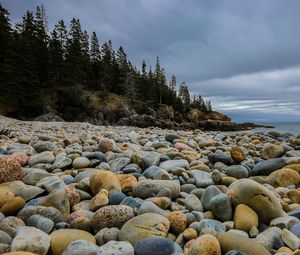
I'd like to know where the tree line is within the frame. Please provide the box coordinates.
[0,4,212,116]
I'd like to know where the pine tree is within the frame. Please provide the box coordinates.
[170,75,176,91]
[115,46,128,94]
[90,31,101,90]
[178,82,191,112]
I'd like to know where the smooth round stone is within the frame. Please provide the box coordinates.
[0,196,26,216]
[119,213,170,246]
[111,157,131,172]
[228,179,285,223]
[0,216,25,238]
[217,232,271,255]
[256,227,284,250]
[17,206,65,224]
[132,151,160,169]
[98,241,134,255]
[197,219,226,233]
[0,229,12,244]
[209,193,232,221]
[201,185,222,211]
[133,180,180,199]
[281,229,300,251]
[266,168,300,187]
[50,229,96,255]
[165,134,181,143]
[91,205,134,231]
[17,135,31,144]
[225,165,249,179]
[290,223,300,238]
[33,141,56,153]
[168,211,187,234]
[52,156,72,169]
[230,146,246,163]
[89,189,109,211]
[55,222,70,230]
[185,194,203,212]
[11,226,51,255]
[120,197,142,209]
[251,158,287,176]
[36,176,66,193]
[27,215,54,234]
[90,170,122,195]
[208,153,232,164]
[183,228,198,240]
[159,159,189,171]
[61,240,100,255]
[28,151,55,167]
[2,252,39,255]
[190,170,213,188]
[72,157,90,169]
[262,143,284,159]
[143,166,171,180]
[22,169,52,186]
[188,234,221,255]
[234,204,258,232]
[108,192,127,205]
[103,228,119,242]
[0,156,25,183]
[181,184,197,193]
[270,216,299,230]
[135,237,181,255]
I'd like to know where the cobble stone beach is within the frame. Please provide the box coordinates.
[0,116,299,255]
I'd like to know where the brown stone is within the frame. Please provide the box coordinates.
[183,228,198,240]
[266,168,300,188]
[188,234,221,255]
[0,196,25,216]
[0,156,25,184]
[90,170,122,195]
[167,211,187,234]
[233,204,259,232]
[116,174,137,192]
[230,146,246,162]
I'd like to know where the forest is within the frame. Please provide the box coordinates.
[0,4,212,119]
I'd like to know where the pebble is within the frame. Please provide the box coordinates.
[0,118,299,254]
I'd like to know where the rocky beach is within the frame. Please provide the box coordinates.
[0,115,299,255]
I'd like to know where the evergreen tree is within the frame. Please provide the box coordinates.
[178,82,191,112]
[170,75,176,91]
[115,46,128,94]
[89,31,101,90]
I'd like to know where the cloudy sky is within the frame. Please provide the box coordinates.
[3,0,300,122]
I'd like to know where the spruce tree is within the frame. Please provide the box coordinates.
[90,31,101,90]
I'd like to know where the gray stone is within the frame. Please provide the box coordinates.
[185,194,203,212]
[28,151,55,166]
[251,158,287,176]
[72,157,90,169]
[225,165,249,179]
[27,214,54,234]
[191,170,213,188]
[209,193,233,221]
[62,240,100,255]
[159,159,189,171]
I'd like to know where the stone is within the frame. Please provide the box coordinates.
[234,204,259,232]
[266,168,300,187]
[288,189,300,204]
[143,166,171,180]
[0,196,25,216]
[135,237,179,255]
[230,146,246,163]
[159,159,189,171]
[18,135,31,144]
[183,228,198,240]
[52,156,72,170]
[282,229,300,250]
[98,138,114,153]
[89,189,109,211]
[256,227,284,250]
[208,153,232,164]
[61,240,99,255]
[133,179,180,199]
[263,143,285,159]
[190,170,213,188]
[36,176,66,193]
[167,211,187,234]
[11,226,51,255]
[217,232,271,255]
[64,186,80,207]
[103,227,119,242]
[72,157,90,169]
[9,153,29,166]
[0,229,12,244]
[91,205,134,231]
[197,219,226,233]
[116,174,137,192]
[38,189,70,217]
[290,223,300,238]
[185,194,203,212]
[270,216,299,230]
[201,185,222,211]
[33,141,56,153]
[50,229,96,255]
[27,215,54,234]
[165,134,181,143]
[98,240,134,255]
[108,192,127,205]
[132,151,160,169]
[2,252,39,255]
[228,179,285,223]
[0,190,15,207]
[111,157,131,172]
[28,151,55,167]
[0,156,25,183]
[90,170,122,195]
[118,213,170,246]
[225,165,249,179]
[17,206,65,224]
[0,216,25,237]
[188,234,221,255]
[209,193,233,222]
[138,201,168,216]
[251,158,287,176]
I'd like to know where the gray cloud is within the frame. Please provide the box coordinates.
[2,0,300,122]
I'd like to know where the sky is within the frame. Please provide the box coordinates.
[2,0,300,123]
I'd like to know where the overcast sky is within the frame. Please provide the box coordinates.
[2,0,300,122]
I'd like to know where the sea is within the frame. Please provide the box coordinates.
[251,122,300,135]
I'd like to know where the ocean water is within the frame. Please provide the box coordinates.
[252,122,300,135]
